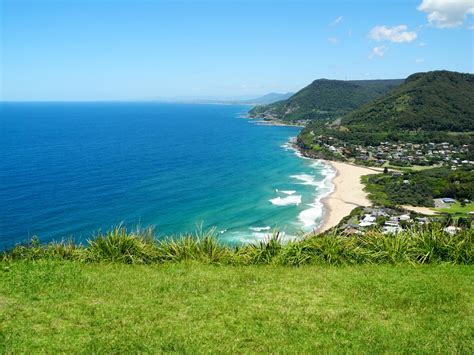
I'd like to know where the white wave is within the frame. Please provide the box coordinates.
[249,226,271,232]
[222,230,299,245]
[269,195,302,206]
[297,162,337,230]
[298,203,324,228]
[281,190,296,195]
[290,174,318,186]
[277,138,338,231]
[280,137,313,160]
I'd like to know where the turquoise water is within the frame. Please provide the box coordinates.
[0,103,334,248]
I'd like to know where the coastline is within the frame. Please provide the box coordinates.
[251,120,306,128]
[316,160,381,233]
[244,114,306,128]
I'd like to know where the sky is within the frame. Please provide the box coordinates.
[1,0,473,101]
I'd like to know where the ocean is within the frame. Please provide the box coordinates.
[0,102,334,248]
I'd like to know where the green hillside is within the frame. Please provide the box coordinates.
[249,79,403,122]
[297,71,474,164]
[343,70,474,132]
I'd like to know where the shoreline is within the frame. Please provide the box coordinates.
[252,120,305,128]
[315,160,381,233]
[288,140,381,235]
[244,114,306,128]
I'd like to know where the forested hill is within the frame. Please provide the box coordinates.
[297,70,474,163]
[342,70,474,132]
[248,79,403,122]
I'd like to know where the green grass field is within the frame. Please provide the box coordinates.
[1,261,472,353]
[435,202,474,215]
[382,163,436,172]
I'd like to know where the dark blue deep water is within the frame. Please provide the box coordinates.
[0,103,334,248]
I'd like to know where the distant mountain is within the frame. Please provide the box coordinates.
[249,79,403,122]
[146,93,293,105]
[342,70,474,132]
[247,92,294,104]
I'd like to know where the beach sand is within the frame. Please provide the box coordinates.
[317,161,381,233]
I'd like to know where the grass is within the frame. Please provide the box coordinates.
[0,261,472,353]
[435,202,474,215]
[1,226,472,352]
[3,225,473,265]
[382,162,436,172]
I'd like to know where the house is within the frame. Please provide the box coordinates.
[362,214,376,223]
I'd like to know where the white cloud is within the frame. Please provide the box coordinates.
[469,24,474,30]
[369,45,388,59]
[330,16,344,26]
[369,25,417,43]
[328,37,339,44]
[348,28,353,37]
[418,42,428,46]
[416,58,425,63]
[418,0,474,28]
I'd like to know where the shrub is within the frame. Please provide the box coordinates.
[2,224,473,265]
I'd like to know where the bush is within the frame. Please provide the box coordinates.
[2,224,473,265]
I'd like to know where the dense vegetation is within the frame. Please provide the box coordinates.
[1,261,472,353]
[363,167,474,207]
[344,71,474,132]
[299,71,474,148]
[249,79,402,122]
[3,225,473,265]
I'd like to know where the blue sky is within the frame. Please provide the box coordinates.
[1,0,473,100]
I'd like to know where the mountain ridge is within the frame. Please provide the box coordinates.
[341,70,474,132]
[297,70,474,165]
[249,78,403,122]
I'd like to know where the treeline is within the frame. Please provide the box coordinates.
[301,123,474,148]
[364,167,474,207]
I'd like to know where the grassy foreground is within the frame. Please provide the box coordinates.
[1,226,472,352]
[0,261,472,353]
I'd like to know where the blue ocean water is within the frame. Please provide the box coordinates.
[0,103,334,248]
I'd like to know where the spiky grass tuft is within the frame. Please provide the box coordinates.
[2,224,473,265]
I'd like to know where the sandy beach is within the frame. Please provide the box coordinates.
[317,161,381,233]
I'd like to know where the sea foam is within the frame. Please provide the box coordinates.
[290,174,319,186]
[221,230,299,245]
[249,226,271,232]
[297,162,336,230]
[269,195,302,206]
